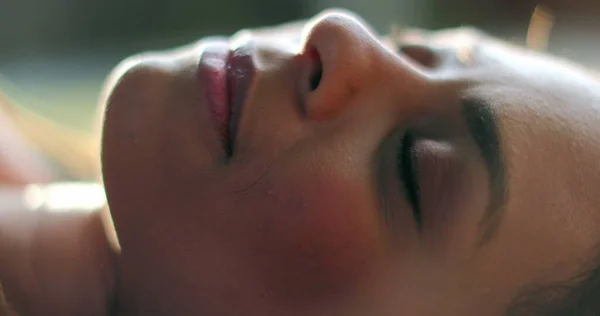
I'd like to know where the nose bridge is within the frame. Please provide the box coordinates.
[302,12,426,121]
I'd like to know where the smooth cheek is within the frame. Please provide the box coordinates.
[246,165,387,304]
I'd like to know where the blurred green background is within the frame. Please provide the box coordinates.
[1,0,599,132]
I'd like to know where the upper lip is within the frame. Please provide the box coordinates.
[226,43,255,156]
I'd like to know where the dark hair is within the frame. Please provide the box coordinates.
[506,247,600,316]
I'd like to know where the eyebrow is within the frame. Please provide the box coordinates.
[461,98,507,245]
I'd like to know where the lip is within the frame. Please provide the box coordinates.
[197,40,255,156]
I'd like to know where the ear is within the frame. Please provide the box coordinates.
[0,207,118,315]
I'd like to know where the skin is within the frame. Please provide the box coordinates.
[2,8,600,315]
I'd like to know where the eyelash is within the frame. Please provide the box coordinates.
[398,132,422,229]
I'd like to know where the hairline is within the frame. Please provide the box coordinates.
[505,242,600,315]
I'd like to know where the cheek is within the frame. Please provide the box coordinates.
[244,165,387,303]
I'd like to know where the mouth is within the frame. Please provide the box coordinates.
[197,40,255,157]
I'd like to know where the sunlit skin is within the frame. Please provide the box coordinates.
[2,9,600,315]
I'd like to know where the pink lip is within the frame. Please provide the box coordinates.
[198,41,255,156]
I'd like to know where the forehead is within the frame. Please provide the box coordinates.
[474,38,600,176]
[474,37,600,104]
[470,39,600,228]
[456,39,600,276]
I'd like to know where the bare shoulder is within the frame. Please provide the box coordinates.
[0,203,117,315]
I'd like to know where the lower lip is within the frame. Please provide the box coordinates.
[197,41,254,156]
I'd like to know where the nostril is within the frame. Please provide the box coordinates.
[308,48,323,91]
[310,64,323,91]
[399,44,439,69]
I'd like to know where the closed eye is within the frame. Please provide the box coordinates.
[398,132,422,230]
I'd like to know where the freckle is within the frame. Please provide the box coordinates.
[346,82,358,97]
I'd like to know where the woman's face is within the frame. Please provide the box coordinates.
[101,10,600,315]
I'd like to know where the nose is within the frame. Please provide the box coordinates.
[297,11,430,121]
